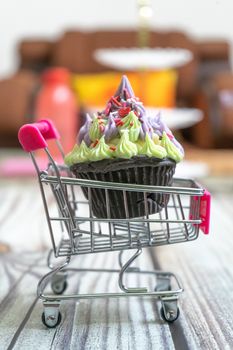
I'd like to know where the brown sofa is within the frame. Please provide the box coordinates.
[0,29,231,147]
[19,30,200,103]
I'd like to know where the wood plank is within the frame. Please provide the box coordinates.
[0,179,51,251]
[12,253,94,350]
[12,250,175,350]
[153,195,233,350]
[0,252,43,304]
[0,254,46,349]
[68,251,175,350]
[0,179,232,349]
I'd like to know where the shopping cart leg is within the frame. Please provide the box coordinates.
[118,250,140,272]
[118,248,147,293]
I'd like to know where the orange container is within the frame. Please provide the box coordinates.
[34,68,79,158]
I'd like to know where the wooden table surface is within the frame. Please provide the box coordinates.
[0,178,232,350]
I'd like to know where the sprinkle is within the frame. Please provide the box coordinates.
[110,146,116,151]
[119,106,131,117]
[116,120,124,127]
[124,88,130,100]
[111,96,121,107]
[104,102,111,116]
[167,133,174,140]
[92,139,99,148]
[99,125,105,133]
[98,117,105,124]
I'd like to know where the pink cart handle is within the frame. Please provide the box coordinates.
[18,119,60,152]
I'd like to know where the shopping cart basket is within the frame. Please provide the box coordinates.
[18,119,211,328]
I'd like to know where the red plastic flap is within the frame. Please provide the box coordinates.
[199,190,211,234]
[190,190,211,235]
[18,124,48,152]
[37,119,60,140]
[18,119,60,152]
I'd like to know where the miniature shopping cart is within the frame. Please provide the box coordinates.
[18,120,211,328]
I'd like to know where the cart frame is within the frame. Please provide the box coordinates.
[18,120,210,327]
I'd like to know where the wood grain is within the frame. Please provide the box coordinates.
[0,179,232,349]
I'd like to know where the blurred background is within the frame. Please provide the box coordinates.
[0,3,232,345]
[0,0,232,180]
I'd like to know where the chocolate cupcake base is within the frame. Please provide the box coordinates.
[71,157,176,219]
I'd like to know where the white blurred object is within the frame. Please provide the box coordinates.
[95,48,193,70]
[175,161,209,179]
[146,107,203,129]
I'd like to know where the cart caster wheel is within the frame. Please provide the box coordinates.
[154,285,171,292]
[155,276,171,292]
[51,280,67,295]
[160,306,180,323]
[42,311,62,328]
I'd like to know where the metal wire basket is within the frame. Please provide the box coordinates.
[18,120,211,328]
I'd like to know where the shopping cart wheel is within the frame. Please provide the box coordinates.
[155,284,171,292]
[51,272,68,294]
[160,306,180,323]
[42,311,62,328]
[155,275,171,292]
[51,280,68,295]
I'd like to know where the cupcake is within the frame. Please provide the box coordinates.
[65,75,184,219]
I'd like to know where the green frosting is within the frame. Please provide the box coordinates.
[89,116,103,142]
[161,132,183,162]
[64,144,79,166]
[139,133,167,159]
[89,136,113,161]
[115,131,138,159]
[135,139,144,152]
[152,132,160,145]
[110,137,120,145]
[119,111,141,142]
[65,126,183,165]
[72,141,91,163]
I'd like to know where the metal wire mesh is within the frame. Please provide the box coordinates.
[39,173,203,257]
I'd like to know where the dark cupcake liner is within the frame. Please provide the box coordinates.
[71,157,176,219]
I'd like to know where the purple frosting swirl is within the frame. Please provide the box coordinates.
[78,113,92,146]
[114,75,135,99]
[150,112,184,154]
[104,113,119,141]
[76,75,184,155]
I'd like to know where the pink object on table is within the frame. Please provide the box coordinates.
[0,157,48,177]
